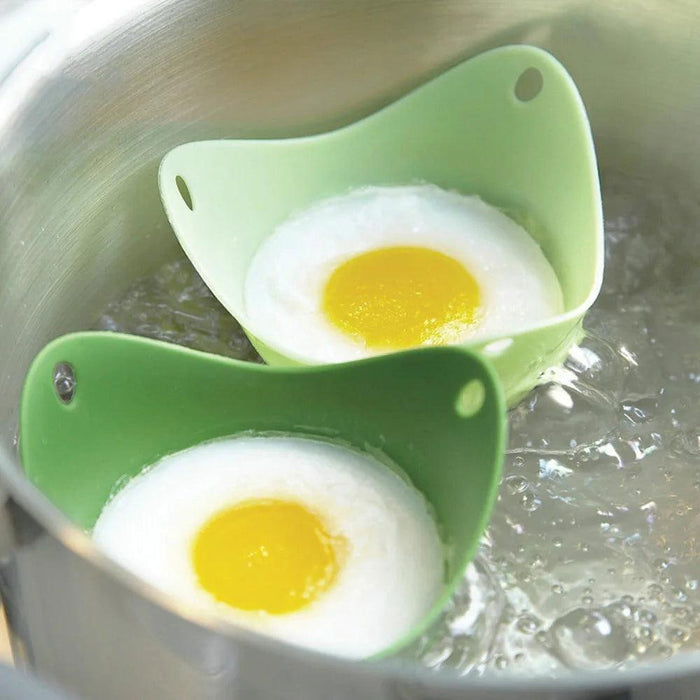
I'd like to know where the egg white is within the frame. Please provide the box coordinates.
[243,184,564,362]
[92,435,444,659]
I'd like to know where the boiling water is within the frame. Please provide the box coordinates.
[97,172,700,675]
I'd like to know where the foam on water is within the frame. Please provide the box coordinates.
[97,172,700,675]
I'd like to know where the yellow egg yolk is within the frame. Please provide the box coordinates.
[323,246,481,350]
[191,499,343,614]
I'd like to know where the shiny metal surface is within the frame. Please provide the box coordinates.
[0,661,72,700]
[0,1,699,698]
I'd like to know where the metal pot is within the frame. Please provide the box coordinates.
[0,1,699,698]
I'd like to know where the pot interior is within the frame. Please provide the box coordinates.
[0,0,699,690]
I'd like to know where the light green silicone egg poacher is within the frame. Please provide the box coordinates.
[20,332,505,657]
[159,45,603,406]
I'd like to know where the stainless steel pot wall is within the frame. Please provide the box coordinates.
[0,1,699,698]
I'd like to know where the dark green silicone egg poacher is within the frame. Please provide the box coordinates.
[20,332,505,657]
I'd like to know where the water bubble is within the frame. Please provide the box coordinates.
[504,474,529,494]
[672,607,690,622]
[670,430,700,456]
[606,601,635,620]
[668,627,689,644]
[515,570,532,584]
[637,625,655,642]
[551,584,564,595]
[549,609,631,670]
[531,553,545,567]
[672,588,688,603]
[493,655,508,670]
[535,630,548,645]
[516,615,540,635]
[622,399,656,425]
[647,584,663,600]
[53,362,76,403]
[520,492,541,512]
[637,609,657,625]
[635,625,655,653]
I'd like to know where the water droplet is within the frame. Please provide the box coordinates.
[552,584,564,595]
